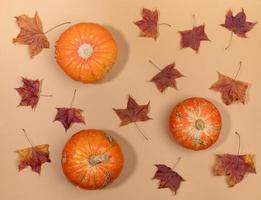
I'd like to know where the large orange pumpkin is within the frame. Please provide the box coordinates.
[62,129,124,189]
[55,23,117,83]
[169,97,222,150]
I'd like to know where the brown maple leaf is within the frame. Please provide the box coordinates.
[210,72,248,105]
[213,154,256,187]
[179,24,210,52]
[153,164,185,194]
[113,96,151,126]
[54,108,85,131]
[221,9,257,38]
[16,144,51,174]
[15,77,41,109]
[150,61,184,92]
[13,12,49,58]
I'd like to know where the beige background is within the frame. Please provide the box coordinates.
[0,0,261,199]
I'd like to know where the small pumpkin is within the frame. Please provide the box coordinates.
[62,129,124,189]
[55,23,117,83]
[169,97,222,150]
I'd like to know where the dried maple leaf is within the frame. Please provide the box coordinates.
[134,8,170,40]
[153,164,185,194]
[221,9,257,38]
[179,24,210,52]
[210,72,248,105]
[13,12,49,58]
[213,154,256,187]
[149,61,184,92]
[54,108,85,131]
[15,77,41,109]
[16,144,51,174]
[113,96,151,126]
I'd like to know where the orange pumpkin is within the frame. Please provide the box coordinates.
[55,23,117,83]
[169,97,222,150]
[62,129,124,189]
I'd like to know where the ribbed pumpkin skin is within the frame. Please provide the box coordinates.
[55,23,117,83]
[62,129,124,190]
[169,97,222,151]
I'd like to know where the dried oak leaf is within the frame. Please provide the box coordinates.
[113,96,151,126]
[221,9,257,38]
[13,12,49,58]
[16,144,51,174]
[153,164,185,194]
[213,154,256,187]
[151,62,184,92]
[210,72,249,105]
[134,8,159,40]
[15,77,41,109]
[179,25,210,52]
[54,108,85,131]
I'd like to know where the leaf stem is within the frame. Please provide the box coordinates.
[21,129,34,147]
[44,22,71,34]
[225,31,233,50]
[40,94,53,97]
[148,60,162,71]
[233,61,242,81]
[172,156,182,169]
[134,122,149,140]
[70,89,77,108]
[192,14,196,27]
[158,23,171,27]
[235,132,241,155]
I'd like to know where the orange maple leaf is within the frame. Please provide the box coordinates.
[13,12,49,58]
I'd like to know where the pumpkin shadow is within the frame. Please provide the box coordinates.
[99,25,129,83]
[160,95,231,154]
[102,129,137,189]
[208,98,231,149]
[160,95,197,154]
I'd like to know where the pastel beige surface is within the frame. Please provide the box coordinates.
[0,0,261,199]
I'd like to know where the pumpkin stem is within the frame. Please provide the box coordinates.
[148,60,161,71]
[44,22,71,34]
[134,122,150,140]
[88,154,109,166]
[235,132,241,155]
[225,31,233,50]
[158,23,171,27]
[195,119,205,130]
[21,129,34,147]
[70,89,77,108]
[173,156,182,169]
[233,61,242,81]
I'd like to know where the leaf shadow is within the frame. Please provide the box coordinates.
[99,25,130,83]
[102,129,137,189]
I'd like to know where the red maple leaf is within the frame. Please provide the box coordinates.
[54,108,85,131]
[210,72,248,105]
[150,61,184,92]
[153,164,185,194]
[213,154,256,187]
[15,77,41,109]
[221,9,257,38]
[16,144,51,174]
[134,8,170,40]
[179,24,210,52]
[113,96,151,126]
